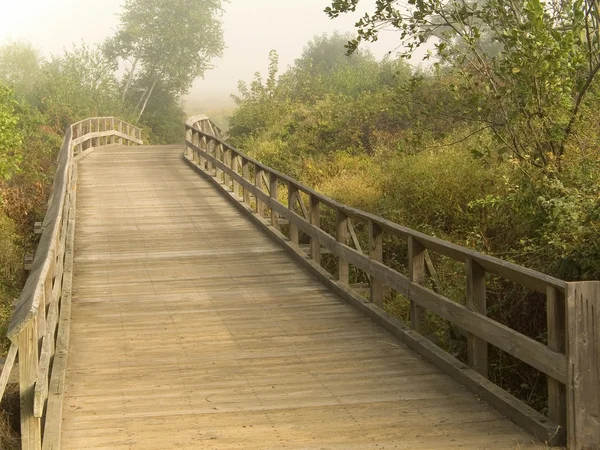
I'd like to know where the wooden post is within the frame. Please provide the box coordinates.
[337,210,349,285]
[270,173,279,229]
[466,257,488,378]
[566,281,600,450]
[255,164,264,216]
[409,236,427,332]
[191,131,199,163]
[369,221,383,307]
[110,118,115,144]
[223,146,231,189]
[310,194,320,264]
[232,154,240,197]
[117,120,123,145]
[288,184,299,245]
[185,127,193,159]
[77,122,83,155]
[242,158,250,203]
[215,143,223,182]
[547,285,566,429]
[18,320,42,450]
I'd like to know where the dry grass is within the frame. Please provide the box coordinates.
[0,384,20,450]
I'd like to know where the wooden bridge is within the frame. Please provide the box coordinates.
[0,116,598,450]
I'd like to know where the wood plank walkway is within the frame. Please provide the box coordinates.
[61,145,541,449]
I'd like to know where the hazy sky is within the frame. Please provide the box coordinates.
[0,0,412,112]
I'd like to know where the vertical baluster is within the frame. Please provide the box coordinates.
[255,164,264,216]
[223,146,231,189]
[310,194,320,264]
[215,143,223,182]
[18,319,41,450]
[288,183,299,245]
[232,154,240,197]
[242,158,250,203]
[270,173,279,230]
[337,210,349,285]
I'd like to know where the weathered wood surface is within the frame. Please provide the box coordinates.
[59,145,540,449]
[566,281,600,450]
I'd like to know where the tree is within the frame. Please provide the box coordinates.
[326,0,600,169]
[0,41,42,99]
[36,44,121,130]
[104,0,226,122]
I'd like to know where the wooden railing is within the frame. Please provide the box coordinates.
[71,116,143,157]
[0,117,141,450]
[185,116,599,450]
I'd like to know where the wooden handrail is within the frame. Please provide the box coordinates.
[185,115,599,449]
[2,117,142,450]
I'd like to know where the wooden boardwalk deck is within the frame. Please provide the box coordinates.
[61,145,540,449]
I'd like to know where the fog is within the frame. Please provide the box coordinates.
[0,0,416,113]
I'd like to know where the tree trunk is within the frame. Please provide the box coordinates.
[122,58,139,103]
[136,79,157,124]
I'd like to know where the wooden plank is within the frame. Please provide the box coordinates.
[337,210,349,285]
[223,146,231,189]
[33,293,59,418]
[261,171,271,195]
[369,220,383,307]
[18,319,42,450]
[0,343,17,403]
[254,164,264,217]
[242,158,250,204]
[466,257,488,378]
[288,184,299,246]
[310,194,320,265]
[424,251,442,293]
[566,281,600,450]
[270,173,279,230]
[409,237,427,333]
[546,285,566,430]
[347,218,364,254]
[231,153,240,196]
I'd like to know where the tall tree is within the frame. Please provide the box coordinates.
[104,0,226,122]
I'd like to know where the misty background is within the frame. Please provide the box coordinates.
[0,0,414,113]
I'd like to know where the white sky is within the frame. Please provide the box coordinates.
[0,0,420,112]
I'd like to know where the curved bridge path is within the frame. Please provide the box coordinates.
[61,145,538,449]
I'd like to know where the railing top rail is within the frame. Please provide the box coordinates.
[185,118,566,295]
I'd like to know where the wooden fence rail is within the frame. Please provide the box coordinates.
[185,115,599,450]
[0,118,141,450]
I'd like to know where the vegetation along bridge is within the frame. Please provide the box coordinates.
[0,116,598,450]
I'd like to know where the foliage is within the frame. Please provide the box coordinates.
[35,44,123,131]
[0,85,23,182]
[326,0,600,169]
